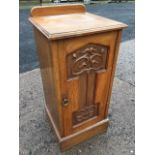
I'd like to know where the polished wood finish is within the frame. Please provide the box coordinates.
[29,4,127,40]
[30,4,86,17]
[30,4,127,151]
[67,43,108,125]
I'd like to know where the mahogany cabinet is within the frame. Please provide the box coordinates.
[29,4,127,151]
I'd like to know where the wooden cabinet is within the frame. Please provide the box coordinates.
[29,4,127,151]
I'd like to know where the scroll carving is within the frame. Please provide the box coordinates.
[67,44,108,78]
[72,104,98,125]
[67,43,108,126]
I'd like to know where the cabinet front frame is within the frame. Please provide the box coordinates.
[57,31,120,136]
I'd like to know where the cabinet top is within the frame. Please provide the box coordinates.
[29,4,127,40]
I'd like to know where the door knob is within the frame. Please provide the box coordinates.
[62,98,69,106]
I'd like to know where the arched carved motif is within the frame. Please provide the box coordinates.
[67,44,108,78]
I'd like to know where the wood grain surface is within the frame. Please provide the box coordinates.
[29,4,127,40]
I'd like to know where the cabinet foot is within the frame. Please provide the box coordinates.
[45,103,109,151]
[60,118,109,151]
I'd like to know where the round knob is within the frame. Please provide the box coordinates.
[62,98,69,106]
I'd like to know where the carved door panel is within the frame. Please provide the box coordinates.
[67,44,108,125]
[58,32,117,136]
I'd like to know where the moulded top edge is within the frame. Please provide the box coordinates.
[29,5,128,40]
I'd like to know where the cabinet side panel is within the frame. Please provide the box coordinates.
[33,27,62,134]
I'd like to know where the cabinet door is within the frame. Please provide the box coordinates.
[58,31,118,136]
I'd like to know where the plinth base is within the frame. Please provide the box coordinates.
[45,104,109,151]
